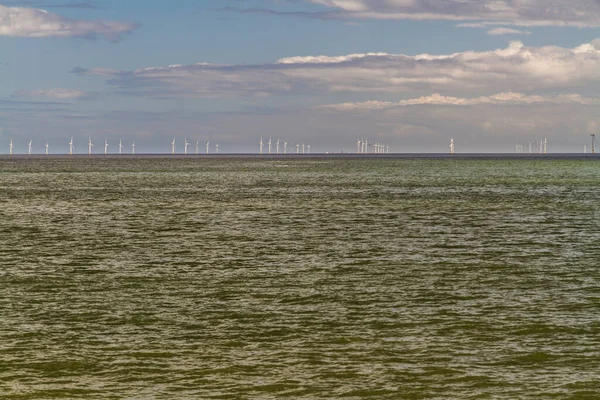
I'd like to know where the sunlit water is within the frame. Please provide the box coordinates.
[1,155,599,399]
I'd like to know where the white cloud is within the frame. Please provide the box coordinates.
[73,40,600,97]
[320,92,597,111]
[487,27,531,35]
[12,88,96,100]
[0,5,138,42]
[303,0,600,27]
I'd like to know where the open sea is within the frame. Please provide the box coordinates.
[1,155,599,399]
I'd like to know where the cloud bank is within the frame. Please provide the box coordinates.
[303,0,600,27]
[0,5,138,41]
[320,93,598,111]
[72,40,600,97]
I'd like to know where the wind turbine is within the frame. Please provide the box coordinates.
[215,143,219,154]
[268,137,272,155]
[364,138,368,154]
[171,137,176,155]
[119,138,123,154]
[184,138,189,155]
[591,134,596,154]
[196,140,199,155]
[104,139,109,155]
[45,141,49,155]
[259,136,263,155]
[28,140,32,155]
[450,138,455,155]
[302,143,305,154]
[206,140,210,155]
[132,141,135,155]
[88,137,93,155]
[9,139,14,155]
[69,137,74,155]
[296,143,299,154]
[307,144,311,154]
[284,141,288,155]
[276,138,280,154]
[357,138,361,154]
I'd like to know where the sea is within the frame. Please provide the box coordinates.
[1,155,599,399]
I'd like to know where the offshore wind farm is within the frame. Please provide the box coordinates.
[4,134,598,155]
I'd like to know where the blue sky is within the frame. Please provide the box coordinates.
[1,0,600,153]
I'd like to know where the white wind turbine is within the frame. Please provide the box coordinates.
[196,140,199,155]
[45,141,49,155]
[104,139,109,155]
[215,143,219,153]
[268,137,272,155]
[206,140,210,154]
[28,139,32,155]
[357,138,362,154]
[296,143,299,154]
[450,138,455,155]
[69,137,74,155]
[9,139,14,155]
[302,143,305,154]
[119,138,123,154]
[307,144,311,154]
[284,141,288,155]
[276,138,280,155]
[132,141,135,154]
[88,137,93,155]
[171,137,176,155]
[184,138,189,155]
[259,136,263,155]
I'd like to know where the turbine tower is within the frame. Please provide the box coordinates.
[206,140,210,155]
[171,137,176,155]
[119,139,123,154]
[591,134,596,154]
[9,139,14,155]
[215,143,219,154]
[284,141,288,155]
[302,143,305,154]
[69,137,74,155]
[276,138,280,155]
[450,138,455,155]
[28,140,32,155]
[132,142,135,154]
[184,138,189,155]
[296,143,299,154]
[307,144,311,154]
[45,141,49,155]
[104,139,109,155]
[196,140,199,155]
[88,137,93,155]
[259,136,263,155]
[357,139,362,154]
[268,137,272,155]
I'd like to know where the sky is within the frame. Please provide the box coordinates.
[1,0,600,154]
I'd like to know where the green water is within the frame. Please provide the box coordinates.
[1,156,599,399]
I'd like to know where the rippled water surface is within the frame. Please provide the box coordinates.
[1,155,599,399]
